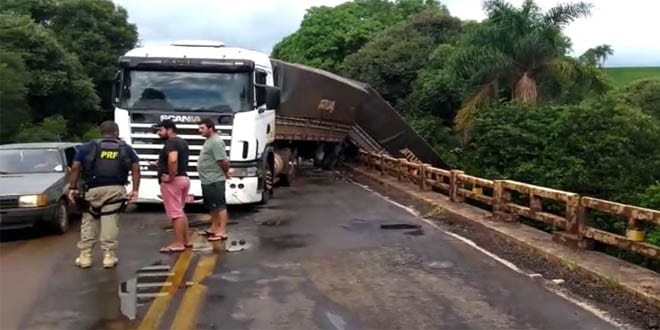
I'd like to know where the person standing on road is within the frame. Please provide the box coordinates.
[197,118,231,241]
[153,119,192,253]
[68,121,140,269]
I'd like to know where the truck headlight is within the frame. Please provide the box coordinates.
[230,167,258,177]
[19,194,48,207]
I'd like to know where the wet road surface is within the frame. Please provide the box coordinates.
[1,168,622,329]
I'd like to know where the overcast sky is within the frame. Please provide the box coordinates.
[112,0,659,67]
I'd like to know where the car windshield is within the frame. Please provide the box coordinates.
[0,149,64,174]
[119,70,252,113]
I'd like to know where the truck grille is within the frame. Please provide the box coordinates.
[129,123,232,179]
[0,196,19,210]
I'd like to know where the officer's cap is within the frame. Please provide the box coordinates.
[152,119,177,131]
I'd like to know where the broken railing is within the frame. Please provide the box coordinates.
[357,149,660,260]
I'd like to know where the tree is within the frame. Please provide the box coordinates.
[579,44,613,67]
[271,0,440,73]
[444,0,610,139]
[0,14,99,134]
[49,0,137,83]
[1,0,138,109]
[0,49,31,143]
[341,8,462,108]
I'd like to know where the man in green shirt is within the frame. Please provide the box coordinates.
[197,118,231,241]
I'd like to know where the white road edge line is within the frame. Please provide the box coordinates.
[345,177,634,330]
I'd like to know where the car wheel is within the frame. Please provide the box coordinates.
[53,199,69,234]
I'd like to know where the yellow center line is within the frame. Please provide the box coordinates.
[170,243,223,330]
[137,234,201,330]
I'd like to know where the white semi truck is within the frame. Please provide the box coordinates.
[110,40,353,205]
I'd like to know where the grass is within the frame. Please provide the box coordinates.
[605,67,660,87]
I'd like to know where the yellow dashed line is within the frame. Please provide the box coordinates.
[170,253,219,330]
[138,234,200,330]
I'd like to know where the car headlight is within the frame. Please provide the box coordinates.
[230,167,258,177]
[19,194,48,207]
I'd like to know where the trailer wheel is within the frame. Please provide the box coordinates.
[279,149,297,187]
[321,143,343,171]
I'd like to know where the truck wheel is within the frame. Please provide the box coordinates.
[259,152,274,205]
[52,199,70,234]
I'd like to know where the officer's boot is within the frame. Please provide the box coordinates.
[103,250,118,268]
[75,249,93,268]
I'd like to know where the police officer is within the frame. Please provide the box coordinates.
[68,121,140,269]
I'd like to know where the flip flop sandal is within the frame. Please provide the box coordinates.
[199,230,215,236]
[208,234,228,242]
[159,247,185,253]
[184,243,193,248]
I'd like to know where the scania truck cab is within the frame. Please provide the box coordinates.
[112,40,281,205]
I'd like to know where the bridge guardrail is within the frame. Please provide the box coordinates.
[357,149,660,260]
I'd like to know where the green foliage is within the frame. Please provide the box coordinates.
[48,0,138,83]
[401,44,468,121]
[271,0,440,72]
[81,125,102,141]
[0,49,31,143]
[439,0,609,135]
[405,113,461,167]
[341,8,462,108]
[14,115,71,142]
[1,0,138,110]
[605,67,660,87]
[615,78,660,120]
[461,97,660,204]
[0,14,99,128]
[639,185,660,210]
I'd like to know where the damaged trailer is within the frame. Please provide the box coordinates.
[270,59,449,175]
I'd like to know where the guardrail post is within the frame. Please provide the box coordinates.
[419,164,429,191]
[380,154,385,176]
[397,159,405,181]
[450,170,464,203]
[493,180,516,222]
[553,195,594,250]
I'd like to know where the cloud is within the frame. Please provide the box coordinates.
[113,0,659,66]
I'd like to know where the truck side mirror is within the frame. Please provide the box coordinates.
[256,84,280,112]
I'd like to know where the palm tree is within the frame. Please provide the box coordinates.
[580,44,614,67]
[449,0,609,141]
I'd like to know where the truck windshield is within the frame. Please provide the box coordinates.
[119,70,252,113]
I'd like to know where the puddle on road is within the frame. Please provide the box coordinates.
[118,262,174,320]
[259,233,310,250]
[426,261,454,269]
[380,223,421,230]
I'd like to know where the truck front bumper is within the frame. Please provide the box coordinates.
[133,177,263,205]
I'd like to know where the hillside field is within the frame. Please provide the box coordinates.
[605,66,660,86]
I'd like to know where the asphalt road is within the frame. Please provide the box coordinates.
[0,168,623,330]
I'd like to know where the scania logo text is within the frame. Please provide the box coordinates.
[160,114,202,123]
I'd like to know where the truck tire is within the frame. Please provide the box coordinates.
[259,150,274,205]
